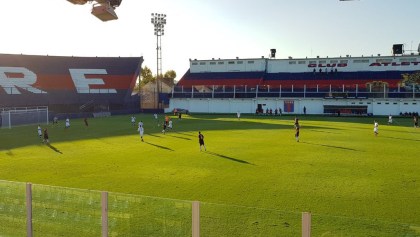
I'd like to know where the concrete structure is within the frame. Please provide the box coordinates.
[167,98,419,116]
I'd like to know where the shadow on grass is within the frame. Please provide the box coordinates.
[147,133,161,138]
[205,151,254,165]
[307,129,341,135]
[144,141,174,151]
[300,141,363,152]
[165,134,192,140]
[173,131,195,137]
[0,114,343,150]
[189,113,418,127]
[381,136,420,142]
[46,144,63,154]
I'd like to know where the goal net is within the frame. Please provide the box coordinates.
[0,106,49,129]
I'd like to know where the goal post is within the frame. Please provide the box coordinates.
[0,106,49,129]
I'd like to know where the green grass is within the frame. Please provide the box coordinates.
[0,114,420,236]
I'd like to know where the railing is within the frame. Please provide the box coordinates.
[0,106,48,112]
[0,180,418,236]
[0,87,120,95]
[170,84,420,99]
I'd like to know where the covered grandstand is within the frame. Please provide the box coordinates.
[174,55,420,99]
[168,55,420,116]
[0,54,143,118]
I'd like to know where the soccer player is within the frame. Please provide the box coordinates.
[168,119,173,129]
[138,120,144,128]
[53,116,58,125]
[43,128,49,144]
[374,120,379,136]
[237,111,241,120]
[294,118,300,142]
[165,115,169,124]
[388,115,393,124]
[65,118,70,129]
[162,123,166,134]
[198,131,206,151]
[414,115,419,128]
[138,123,144,142]
[84,117,89,127]
[37,125,42,139]
[131,116,136,126]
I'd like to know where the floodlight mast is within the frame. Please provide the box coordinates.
[151,13,167,109]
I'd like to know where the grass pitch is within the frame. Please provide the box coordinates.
[0,113,419,236]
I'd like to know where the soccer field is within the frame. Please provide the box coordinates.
[0,114,419,236]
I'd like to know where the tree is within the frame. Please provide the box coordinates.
[164,70,176,80]
[133,66,156,92]
[140,66,156,86]
[135,66,177,90]
[162,70,177,86]
[401,71,420,86]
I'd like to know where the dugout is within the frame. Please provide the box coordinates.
[323,105,368,116]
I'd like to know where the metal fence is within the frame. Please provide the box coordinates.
[170,84,420,99]
[0,180,418,236]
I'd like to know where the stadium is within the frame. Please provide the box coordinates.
[1,1,420,237]
[1,49,419,236]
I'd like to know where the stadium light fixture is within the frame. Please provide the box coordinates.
[67,0,88,5]
[91,2,118,21]
[67,0,122,22]
[151,13,167,109]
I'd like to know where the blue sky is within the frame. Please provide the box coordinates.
[1,0,419,80]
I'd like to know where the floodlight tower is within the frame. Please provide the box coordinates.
[151,13,167,109]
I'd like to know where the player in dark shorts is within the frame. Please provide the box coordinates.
[43,128,49,144]
[415,115,419,128]
[84,117,89,127]
[162,123,167,134]
[294,118,300,142]
[198,131,206,151]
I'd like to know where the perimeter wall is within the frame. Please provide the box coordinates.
[167,98,419,116]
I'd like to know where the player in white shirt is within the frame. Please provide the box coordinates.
[138,123,144,142]
[237,111,240,120]
[37,125,42,139]
[388,115,393,124]
[65,118,70,128]
[131,116,136,126]
[168,120,173,129]
[374,120,378,136]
